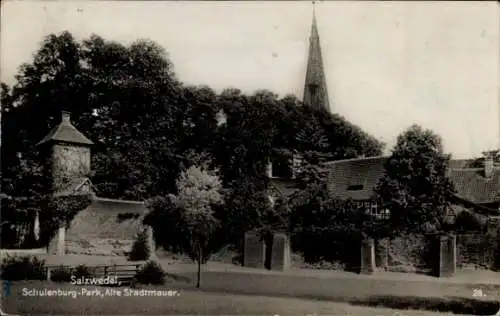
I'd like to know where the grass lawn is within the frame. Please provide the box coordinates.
[165,269,500,315]
[1,281,470,315]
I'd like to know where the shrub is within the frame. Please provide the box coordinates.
[454,211,486,232]
[1,256,46,280]
[302,260,346,271]
[135,261,165,285]
[50,266,72,282]
[129,230,151,261]
[73,264,93,279]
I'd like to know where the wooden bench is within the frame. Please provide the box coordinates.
[46,263,142,286]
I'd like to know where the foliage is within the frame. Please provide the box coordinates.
[2,30,385,255]
[73,264,93,279]
[1,256,46,281]
[145,196,190,254]
[168,164,224,287]
[134,261,165,285]
[41,195,93,242]
[454,210,487,232]
[375,125,455,234]
[288,160,365,266]
[129,230,151,261]
[290,194,364,266]
[117,212,141,222]
[50,266,73,282]
[1,194,92,248]
[169,166,223,242]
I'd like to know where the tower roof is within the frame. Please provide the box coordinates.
[36,111,94,147]
[303,3,331,112]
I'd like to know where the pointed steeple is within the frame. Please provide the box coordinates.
[303,1,331,112]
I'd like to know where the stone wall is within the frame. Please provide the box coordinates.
[51,145,91,190]
[457,233,499,270]
[375,234,434,273]
[61,197,151,257]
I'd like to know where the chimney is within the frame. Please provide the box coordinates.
[483,151,496,178]
[61,111,71,123]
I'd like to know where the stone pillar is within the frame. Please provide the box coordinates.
[360,238,376,274]
[270,233,291,271]
[375,238,389,271]
[48,227,66,255]
[243,232,265,268]
[437,234,456,277]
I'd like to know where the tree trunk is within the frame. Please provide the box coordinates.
[196,244,202,288]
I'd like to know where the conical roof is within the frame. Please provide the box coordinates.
[36,111,93,146]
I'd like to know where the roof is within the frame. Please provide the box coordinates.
[54,177,94,197]
[91,196,148,214]
[326,156,500,204]
[36,114,93,147]
[449,168,500,204]
[326,156,386,201]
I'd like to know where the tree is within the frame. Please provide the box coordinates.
[168,164,224,288]
[2,31,188,201]
[375,124,455,234]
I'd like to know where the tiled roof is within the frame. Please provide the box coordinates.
[37,117,93,146]
[449,168,500,204]
[326,156,500,204]
[325,156,386,201]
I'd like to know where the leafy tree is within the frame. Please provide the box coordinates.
[375,124,455,234]
[168,165,224,288]
[2,29,387,256]
[2,31,189,202]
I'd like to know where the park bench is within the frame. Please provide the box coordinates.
[46,263,142,286]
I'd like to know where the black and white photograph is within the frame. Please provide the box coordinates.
[0,1,499,315]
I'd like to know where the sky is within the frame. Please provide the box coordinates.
[1,1,499,159]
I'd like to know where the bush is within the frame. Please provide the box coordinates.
[1,256,46,280]
[50,266,72,282]
[73,264,92,279]
[135,261,165,285]
[454,211,486,232]
[302,260,346,271]
[129,230,151,261]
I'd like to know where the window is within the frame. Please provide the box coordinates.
[347,184,364,191]
[270,154,293,179]
[370,203,390,219]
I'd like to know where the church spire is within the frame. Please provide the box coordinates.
[303,1,331,112]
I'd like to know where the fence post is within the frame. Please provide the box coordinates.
[104,266,108,277]
[46,267,51,281]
